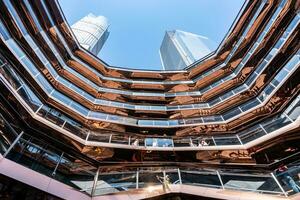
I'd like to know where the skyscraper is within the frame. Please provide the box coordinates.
[0,0,300,199]
[160,30,217,70]
[71,13,109,55]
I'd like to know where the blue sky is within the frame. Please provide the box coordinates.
[60,0,244,70]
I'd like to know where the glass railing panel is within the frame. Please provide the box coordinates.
[54,153,97,195]
[57,76,71,88]
[6,135,62,177]
[110,101,124,108]
[220,172,283,194]
[275,165,300,195]
[110,135,129,145]
[51,90,72,106]
[0,115,19,155]
[184,118,203,125]
[190,137,214,147]
[173,138,192,147]
[107,115,122,122]
[17,84,43,112]
[94,172,137,196]
[265,48,278,62]
[20,56,40,76]
[145,138,173,147]
[202,115,223,123]
[37,106,65,127]
[256,60,268,75]
[213,136,240,146]
[285,97,300,121]
[88,112,107,120]
[220,91,234,101]
[123,117,138,125]
[233,84,248,94]
[70,85,85,97]
[63,119,89,140]
[153,120,169,127]
[223,107,241,120]
[138,120,154,126]
[129,136,144,146]
[239,124,266,144]
[87,132,110,143]
[0,64,24,90]
[262,114,292,133]
[245,72,258,86]
[209,97,222,106]
[0,21,10,40]
[263,84,275,96]
[165,169,180,184]
[69,101,89,116]
[34,49,48,64]
[0,57,4,67]
[5,39,25,58]
[284,55,300,72]
[35,73,54,94]
[240,98,260,112]
[180,170,221,188]
[138,170,164,189]
[45,62,58,78]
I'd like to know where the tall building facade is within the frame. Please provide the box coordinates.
[0,0,300,199]
[71,13,109,55]
[160,30,217,70]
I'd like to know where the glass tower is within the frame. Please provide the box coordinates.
[71,13,109,55]
[160,30,217,70]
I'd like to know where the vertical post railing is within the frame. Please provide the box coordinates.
[236,134,243,145]
[211,136,216,146]
[163,170,166,181]
[91,167,100,196]
[3,131,24,157]
[271,172,288,197]
[52,152,64,176]
[136,170,139,189]
[216,170,225,189]
[178,168,182,184]
[85,131,90,143]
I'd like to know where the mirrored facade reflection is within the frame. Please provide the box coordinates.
[160,30,217,70]
[0,0,300,199]
[71,13,109,55]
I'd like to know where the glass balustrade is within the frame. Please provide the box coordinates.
[1,12,297,115]
[0,54,300,150]
[0,115,300,197]
[1,35,299,128]
[4,39,299,127]
[0,0,299,149]
[0,2,295,115]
